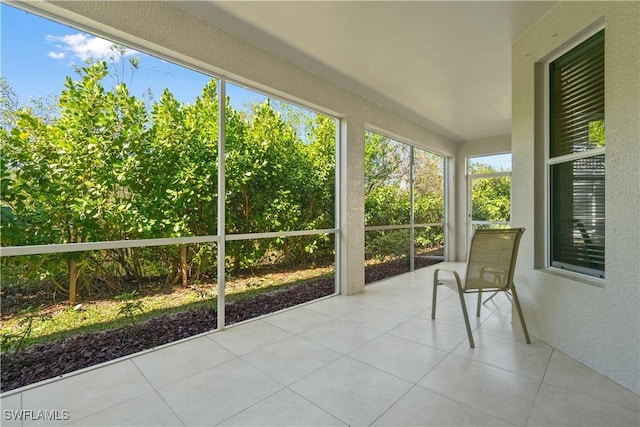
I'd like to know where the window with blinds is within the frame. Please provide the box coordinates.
[548,30,605,279]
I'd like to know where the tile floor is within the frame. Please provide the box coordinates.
[1,262,638,426]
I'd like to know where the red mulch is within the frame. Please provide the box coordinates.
[1,258,439,392]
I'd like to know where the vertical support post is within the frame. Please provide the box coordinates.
[217,79,226,330]
[334,117,341,295]
[339,118,365,295]
[410,146,415,271]
[444,156,452,262]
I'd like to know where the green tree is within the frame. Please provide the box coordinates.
[470,164,511,223]
[304,114,336,227]
[364,132,412,261]
[0,78,19,130]
[364,131,408,198]
[364,134,446,262]
[1,62,149,302]
[364,131,411,227]
[1,58,338,299]
[139,81,220,284]
[225,100,304,270]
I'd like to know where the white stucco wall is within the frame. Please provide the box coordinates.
[454,135,512,261]
[18,1,457,295]
[512,1,640,394]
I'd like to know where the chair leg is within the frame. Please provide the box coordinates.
[476,290,482,317]
[458,291,475,348]
[510,287,531,344]
[482,290,500,305]
[431,271,438,319]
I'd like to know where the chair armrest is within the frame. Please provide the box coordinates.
[434,268,463,292]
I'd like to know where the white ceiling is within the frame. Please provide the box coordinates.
[174,1,556,142]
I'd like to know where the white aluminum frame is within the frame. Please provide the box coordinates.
[442,156,450,261]
[466,169,512,244]
[217,78,227,329]
[409,147,415,271]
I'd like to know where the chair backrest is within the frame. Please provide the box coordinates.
[464,228,525,291]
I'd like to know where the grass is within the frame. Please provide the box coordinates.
[1,265,334,352]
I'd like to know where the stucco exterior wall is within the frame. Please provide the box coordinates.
[512,1,640,394]
[21,0,457,296]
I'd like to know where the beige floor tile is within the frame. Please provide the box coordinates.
[157,358,283,426]
[388,317,468,352]
[419,354,540,425]
[21,360,153,427]
[372,273,422,288]
[369,275,416,288]
[67,391,183,427]
[218,388,346,426]
[427,298,489,330]
[373,385,511,426]
[392,275,432,290]
[300,319,382,354]
[262,307,334,335]
[132,336,235,388]
[452,333,552,380]
[475,312,534,344]
[392,287,435,305]
[439,289,488,312]
[426,262,466,275]
[372,293,431,316]
[384,275,423,287]
[290,357,412,426]
[340,304,412,332]
[409,275,435,290]
[487,297,515,317]
[303,296,367,318]
[477,290,512,308]
[543,350,640,413]
[208,320,292,356]
[241,335,341,385]
[1,393,23,427]
[348,334,448,383]
[528,383,640,426]
[343,287,399,306]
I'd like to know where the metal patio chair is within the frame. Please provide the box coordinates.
[431,227,530,348]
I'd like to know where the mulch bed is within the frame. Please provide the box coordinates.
[1,258,439,393]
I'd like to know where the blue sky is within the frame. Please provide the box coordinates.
[1,3,262,110]
[468,153,512,172]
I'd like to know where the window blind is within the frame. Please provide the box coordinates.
[550,155,605,276]
[549,30,605,278]
[550,31,605,157]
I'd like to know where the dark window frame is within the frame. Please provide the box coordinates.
[548,29,605,279]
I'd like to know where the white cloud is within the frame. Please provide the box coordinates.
[45,33,136,62]
[48,51,66,59]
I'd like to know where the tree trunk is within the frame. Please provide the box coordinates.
[180,244,188,287]
[68,258,78,304]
